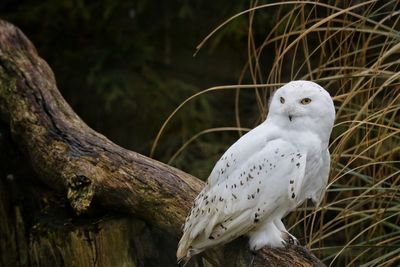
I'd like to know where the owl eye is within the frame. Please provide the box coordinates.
[280,97,285,104]
[300,98,312,105]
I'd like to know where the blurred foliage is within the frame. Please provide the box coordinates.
[0,0,258,178]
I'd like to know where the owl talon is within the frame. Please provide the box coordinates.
[282,231,300,246]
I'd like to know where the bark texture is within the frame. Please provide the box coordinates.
[0,20,325,267]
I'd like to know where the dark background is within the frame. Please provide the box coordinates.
[0,0,272,179]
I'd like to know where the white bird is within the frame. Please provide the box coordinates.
[176,80,335,263]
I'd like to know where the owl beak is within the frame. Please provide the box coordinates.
[285,106,294,121]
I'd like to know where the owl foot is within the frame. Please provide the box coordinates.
[282,231,300,246]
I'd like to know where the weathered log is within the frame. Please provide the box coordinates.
[0,20,325,266]
[0,139,177,267]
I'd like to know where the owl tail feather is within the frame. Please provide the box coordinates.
[177,234,189,263]
[177,232,206,265]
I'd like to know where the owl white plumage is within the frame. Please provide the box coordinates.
[176,80,335,262]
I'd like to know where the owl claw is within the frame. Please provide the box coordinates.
[282,231,300,246]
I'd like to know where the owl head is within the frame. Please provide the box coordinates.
[267,80,335,142]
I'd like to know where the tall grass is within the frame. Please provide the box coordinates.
[152,1,400,266]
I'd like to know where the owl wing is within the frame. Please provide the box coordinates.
[308,149,330,207]
[207,123,273,186]
[177,138,307,262]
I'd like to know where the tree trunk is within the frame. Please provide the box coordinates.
[0,20,325,267]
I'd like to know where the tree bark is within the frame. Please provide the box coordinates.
[0,20,325,267]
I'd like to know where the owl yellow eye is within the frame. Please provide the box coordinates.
[280,97,285,104]
[300,98,312,105]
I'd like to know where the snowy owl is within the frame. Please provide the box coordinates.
[176,80,335,262]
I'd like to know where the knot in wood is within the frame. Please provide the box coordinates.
[66,174,94,215]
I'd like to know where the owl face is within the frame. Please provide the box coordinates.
[269,81,335,122]
[268,81,335,141]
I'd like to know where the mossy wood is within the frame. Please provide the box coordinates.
[0,20,325,267]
